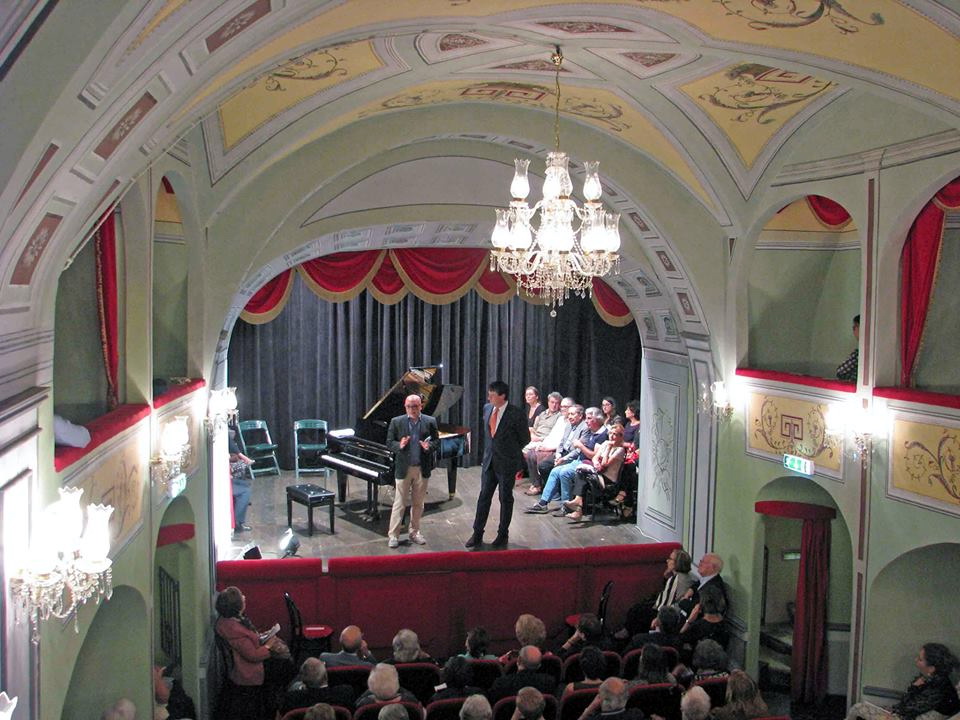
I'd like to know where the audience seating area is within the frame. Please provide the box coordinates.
[216,543,678,658]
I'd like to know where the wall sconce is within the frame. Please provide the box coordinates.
[151,416,191,488]
[10,488,113,643]
[205,387,238,433]
[0,693,17,720]
[824,398,887,463]
[698,380,734,421]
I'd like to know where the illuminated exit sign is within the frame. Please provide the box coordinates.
[783,454,814,475]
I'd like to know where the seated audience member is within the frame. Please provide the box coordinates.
[626,605,685,655]
[679,585,729,658]
[561,645,607,698]
[845,643,960,720]
[621,401,641,450]
[632,643,676,686]
[228,434,256,533]
[836,314,860,382]
[531,392,563,441]
[460,694,493,720]
[564,424,626,521]
[462,627,498,660]
[672,640,729,689]
[600,397,618,431]
[524,397,576,496]
[305,703,337,720]
[355,663,419,709]
[525,386,546,427]
[620,549,695,639]
[577,677,643,720]
[214,585,292,717]
[390,628,433,663]
[379,705,410,720]
[499,614,548,664]
[488,646,557,704]
[321,625,377,666]
[559,614,614,657]
[515,687,547,720]
[429,656,484,703]
[679,555,729,620]
[680,686,712,720]
[529,406,606,514]
[281,657,356,714]
[709,670,767,720]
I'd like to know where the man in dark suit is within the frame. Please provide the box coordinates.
[678,553,729,618]
[467,380,529,548]
[486,646,557,704]
[386,394,440,548]
[280,657,357,714]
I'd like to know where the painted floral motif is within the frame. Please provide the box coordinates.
[494,60,571,73]
[438,33,485,51]
[903,433,960,502]
[714,0,883,34]
[623,52,677,67]
[651,407,674,498]
[700,64,832,125]
[753,396,836,460]
[264,49,347,92]
[538,21,631,34]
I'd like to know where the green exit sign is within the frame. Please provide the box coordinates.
[783,453,814,475]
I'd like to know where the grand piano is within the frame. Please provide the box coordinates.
[320,366,470,520]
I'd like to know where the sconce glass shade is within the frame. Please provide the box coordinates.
[58,487,85,554]
[0,692,18,720]
[78,504,113,570]
[510,159,530,200]
[162,416,189,457]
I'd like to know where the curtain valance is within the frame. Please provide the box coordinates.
[240,249,633,327]
[806,195,851,228]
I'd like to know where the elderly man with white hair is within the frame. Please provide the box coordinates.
[390,628,432,663]
[678,553,729,619]
[460,695,493,720]
[576,678,643,720]
[680,686,711,720]
[355,663,419,710]
[281,657,356,714]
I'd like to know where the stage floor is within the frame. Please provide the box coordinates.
[229,465,652,563]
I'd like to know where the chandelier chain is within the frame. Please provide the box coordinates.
[552,46,562,152]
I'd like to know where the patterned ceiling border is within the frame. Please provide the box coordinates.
[414,32,521,65]
[587,47,697,80]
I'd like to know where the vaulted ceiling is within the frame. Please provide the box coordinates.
[2,0,959,353]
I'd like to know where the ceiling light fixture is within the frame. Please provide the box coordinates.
[490,46,621,316]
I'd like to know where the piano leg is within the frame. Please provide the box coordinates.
[446,458,459,498]
[337,470,348,502]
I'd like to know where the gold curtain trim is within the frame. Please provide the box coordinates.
[475,273,516,305]
[591,294,634,327]
[239,271,295,325]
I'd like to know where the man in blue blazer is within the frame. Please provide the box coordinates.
[386,393,440,548]
[467,380,529,548]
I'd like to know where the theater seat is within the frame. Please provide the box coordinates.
[466,659,502,690]
[492,695,558,720]
[693,676,728,707]
[394,663,443,704]
[558,688,599,720]
[620,646,677,680]
[625,682,680,720]
[354,700,424,720]
[326,665,373,699]
[424,697,466,720]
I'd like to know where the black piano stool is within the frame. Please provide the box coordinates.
[286,483,335,536]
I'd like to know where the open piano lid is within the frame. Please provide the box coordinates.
[361,365,464,423]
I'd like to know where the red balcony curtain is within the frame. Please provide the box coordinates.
[806,195,851,227]
[900,176,960,386]
[94,210,119,410]
[792,517,831,704]
[239,269,294,324]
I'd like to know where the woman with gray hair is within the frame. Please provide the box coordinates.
[460,695,492,720]
[390,628,432,663]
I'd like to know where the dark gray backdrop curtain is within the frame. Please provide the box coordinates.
[227,274,642,468]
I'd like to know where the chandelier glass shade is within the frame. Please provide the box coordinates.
[10,487,113,643]
[490,47,621,315]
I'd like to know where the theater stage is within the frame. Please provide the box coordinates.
[229,465,651,562]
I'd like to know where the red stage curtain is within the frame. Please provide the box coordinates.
[391,248,488,302]
[369,252,406,304]
[298,250,385,301]
[476,267,515,304]
[806,195,851,227]
[591,278,632,327]
[792,517,831,704]
[239,269,294,324]
[94,210,119,410]
[900,176,960,386]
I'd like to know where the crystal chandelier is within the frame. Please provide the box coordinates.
[490,46,621,316]
[10,487,113,643]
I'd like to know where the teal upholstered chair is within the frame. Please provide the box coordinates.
[293,419,329,480]
[238,419,281,477]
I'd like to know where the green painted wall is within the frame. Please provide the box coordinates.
[53,240,108,423]
[912,229,960,393]
[152,239,189,381]
[748,248,860,377]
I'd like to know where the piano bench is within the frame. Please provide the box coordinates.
[286,483,336,536]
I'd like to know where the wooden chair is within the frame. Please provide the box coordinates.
[284,592,334,664]
[565,580,614,633]
[424,697,466,720]
[465,659,502,690]
[625,683,680,720]
[239,419,281,476]
[353,700,424,720]
[326,665,373,699]
[557,688,599,720]
[491,695,558,720]
[394,662,443,704]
